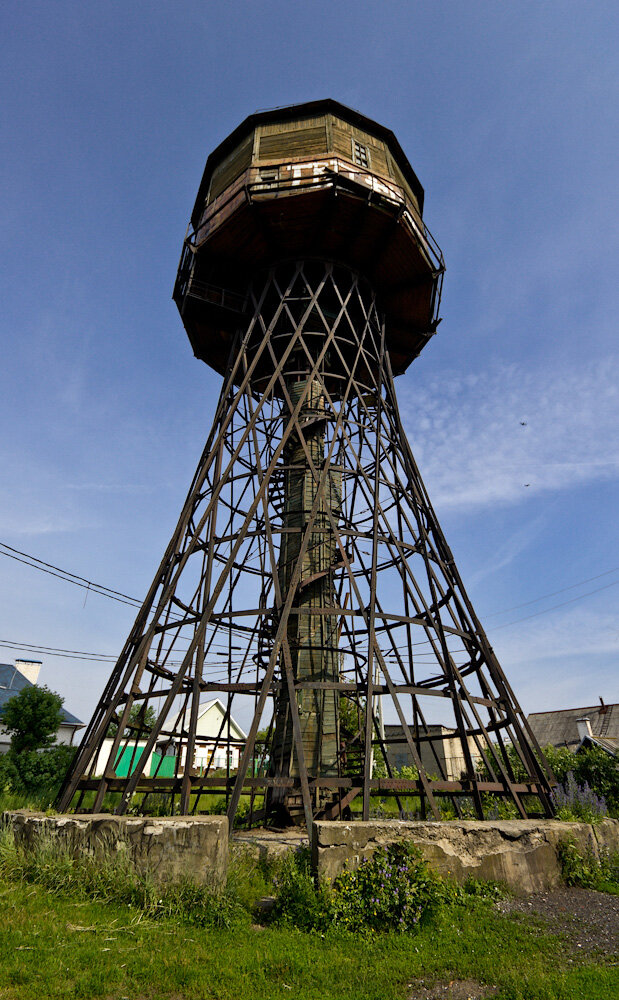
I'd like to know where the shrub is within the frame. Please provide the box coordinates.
[0,744,77,798]
[328,842,452,934]
[269,848,331,931]
[557,835,619,892]
[572,746,619,815]
[270,842,502,935]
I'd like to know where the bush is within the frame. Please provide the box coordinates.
[328,842,453,933]
[552,771,608,823]
[270,842,502,935]
[269,848,332,931]
[0,744,77,797]
[497,743,618,819]
[572,746,619,815]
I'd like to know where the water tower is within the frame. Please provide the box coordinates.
[59,101,554,827]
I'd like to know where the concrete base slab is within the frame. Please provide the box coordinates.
[312,818,619,894]
[2,810,228,886]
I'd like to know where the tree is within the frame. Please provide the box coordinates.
[1,684,63,754]
[107,703,157,738]
[0,684,73,797]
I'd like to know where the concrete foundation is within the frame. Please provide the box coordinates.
[312,818,619,894]
[2,811,228,886]
[5,812,617,896]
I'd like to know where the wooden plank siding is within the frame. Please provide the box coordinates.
[205,111,421,219]
[258,124,328,160]
[208,133,253,202]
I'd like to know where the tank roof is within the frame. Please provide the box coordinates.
[190,98,425,229]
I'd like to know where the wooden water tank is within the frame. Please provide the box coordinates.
[174,99,444,377]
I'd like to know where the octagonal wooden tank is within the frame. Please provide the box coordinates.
[174,99,444,378]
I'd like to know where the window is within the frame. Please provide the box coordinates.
[353,140,369,168]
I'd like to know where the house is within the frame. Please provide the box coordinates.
[170,698,247,771]
[0,659,84,753]
[527,700,618,755]
[91,698,246,777]
[383,723,481,780]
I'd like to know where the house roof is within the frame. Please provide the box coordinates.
[578,734,618,758]
[172,698,246,741]
[527,703,618,748]
[0,662,83,727]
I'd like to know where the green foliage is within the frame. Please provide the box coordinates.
[327,842,457,934]
[269,847,332,931]
[270,841,503,935]
[0,685,73,801]
[557,836,619,893]
[1,833,617,1000]
[542,745,578,784]
[0,744,76,796]
[106,703,157,738]
[552,770,609,823]
[1,685,63,753]
[572,746,619,814]
[339,693,365,774]
[0,828,247,929]
[499,742,618,819]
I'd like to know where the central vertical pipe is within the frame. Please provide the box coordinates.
[269,363,341,817]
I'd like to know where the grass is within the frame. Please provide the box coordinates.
[1,878,617,1000]
[557,835,619,895]
[1,829,618,1000]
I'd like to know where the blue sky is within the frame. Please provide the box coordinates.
[1,1,617,725]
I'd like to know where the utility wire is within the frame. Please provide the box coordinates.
[0,543,141,609]
[2,540,618,661]
[484,564,619,618]
[0,640,116,662]
[4,539,619,629]
[490,577,619,631]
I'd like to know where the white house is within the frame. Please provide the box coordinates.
[90,698,246,777]
[0,659,84,753]
[170,698,247,771]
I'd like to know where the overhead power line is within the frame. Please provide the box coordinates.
[1,540,618,662]
[484,564,619,618]
[0,543,141,609]
[0,639,116,662]
[490,577,619,631]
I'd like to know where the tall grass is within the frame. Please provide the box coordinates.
[0,826,247,928]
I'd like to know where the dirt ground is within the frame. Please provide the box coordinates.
[495,885,619,957]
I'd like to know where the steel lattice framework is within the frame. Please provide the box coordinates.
[58,258,555,827]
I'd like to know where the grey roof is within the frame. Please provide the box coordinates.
[0,663,83,727]
[527,703,618,748]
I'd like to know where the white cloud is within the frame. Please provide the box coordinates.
[491,602,619,664]
[399,357,619,511]
[489,601,619,712]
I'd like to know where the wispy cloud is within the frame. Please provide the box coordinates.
[400,357,619,511]
[489,601,619,712]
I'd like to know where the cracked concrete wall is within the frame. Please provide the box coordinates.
[312,818,619,894]
[2,811,228,886]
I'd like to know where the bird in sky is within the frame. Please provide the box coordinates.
[520,420,527,426]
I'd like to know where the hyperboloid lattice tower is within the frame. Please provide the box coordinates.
[59,101,555,828]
